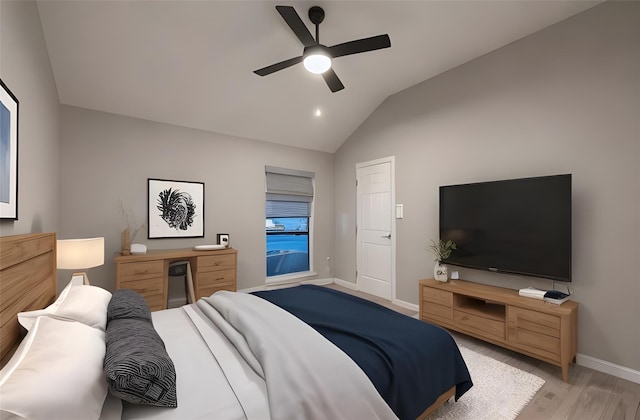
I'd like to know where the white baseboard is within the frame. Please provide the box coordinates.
[333,278,420,312]
[392,298,419,312]
[301,277,334,286]
[576,353,640,384]
[239,277,335,293]
[333,277,358,290]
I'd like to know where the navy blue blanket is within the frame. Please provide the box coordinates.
[252,285,472,420]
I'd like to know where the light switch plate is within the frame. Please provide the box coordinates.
[395,204,404,219]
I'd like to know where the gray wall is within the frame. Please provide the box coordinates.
[0,0,60,237]
[58,106,334,292]
[334,1,640,371]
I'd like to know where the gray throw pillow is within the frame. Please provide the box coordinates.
[104,290,177,408]
[107,289,152,322]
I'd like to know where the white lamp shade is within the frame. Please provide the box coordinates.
[57,237,105,270]
[303,54,331,74]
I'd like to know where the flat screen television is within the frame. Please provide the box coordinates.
[439,174,571,282]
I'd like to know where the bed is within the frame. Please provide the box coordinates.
[0,232,472,420]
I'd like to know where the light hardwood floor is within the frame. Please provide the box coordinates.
[324,283,640,420]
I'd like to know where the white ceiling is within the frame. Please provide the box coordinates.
[36,1,600,153]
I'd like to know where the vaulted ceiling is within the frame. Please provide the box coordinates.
[37,1,600,153]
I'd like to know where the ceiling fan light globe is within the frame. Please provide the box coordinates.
[303,54,331,74]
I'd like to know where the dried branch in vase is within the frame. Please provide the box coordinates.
[118,200,145,255]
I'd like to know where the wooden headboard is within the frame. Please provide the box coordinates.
[0,232,57,366]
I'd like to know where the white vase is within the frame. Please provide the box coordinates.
[434,261,448,282]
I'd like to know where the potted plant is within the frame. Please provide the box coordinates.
[428,239,457,282]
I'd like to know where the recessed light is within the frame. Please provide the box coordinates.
[315,108,322,117]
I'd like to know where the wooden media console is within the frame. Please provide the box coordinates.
[419,278,578,382]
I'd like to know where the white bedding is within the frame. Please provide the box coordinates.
[120,292,398,420]
[121,304,269,420]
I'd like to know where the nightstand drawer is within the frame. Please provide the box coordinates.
[197,254,236,272]
[197,283,236,300]
[118,276,165,311]
[119,260,164,281]
[198,269,235,288]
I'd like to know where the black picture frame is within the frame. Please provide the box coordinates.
[0,79,19,220]
[217,233,230,247]
[148,178,205,239]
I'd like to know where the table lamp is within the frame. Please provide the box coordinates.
[57,237,105,285]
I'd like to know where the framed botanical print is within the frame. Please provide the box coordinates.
[0,79,19,220]
[148,178,205,239]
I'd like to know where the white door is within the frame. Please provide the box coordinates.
[356,157,395,301]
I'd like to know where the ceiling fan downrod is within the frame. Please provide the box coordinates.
[308,6,325,44]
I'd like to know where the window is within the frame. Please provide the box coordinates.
[265,167,314,279]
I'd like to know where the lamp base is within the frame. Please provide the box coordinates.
[71,272,90,285]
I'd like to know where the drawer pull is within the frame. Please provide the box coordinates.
[135,269,148,274]
[216,277,225,281]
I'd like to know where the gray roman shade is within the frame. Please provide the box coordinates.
[265,167,314,202]
[265,166,314,218]
[266,201,310,218]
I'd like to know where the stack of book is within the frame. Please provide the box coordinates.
[518,287,570,305]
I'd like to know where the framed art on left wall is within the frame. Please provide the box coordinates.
[0,79,19,220]
[148,178,205,239]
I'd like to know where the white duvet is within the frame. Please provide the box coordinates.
[198,291,398,420]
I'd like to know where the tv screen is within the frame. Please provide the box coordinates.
[440,174,571,282]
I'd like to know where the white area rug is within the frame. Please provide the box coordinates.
[427,346,545,420]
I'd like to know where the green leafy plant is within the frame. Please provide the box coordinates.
[428,239,457,262]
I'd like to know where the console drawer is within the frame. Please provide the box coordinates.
[510,328,561,359]
[422,287,453,307]
[508,306,561,358]
[422,302,453,322]
[509,306,560,338]
[454,310,505,340]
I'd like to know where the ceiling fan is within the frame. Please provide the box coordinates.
[254,5,391,93]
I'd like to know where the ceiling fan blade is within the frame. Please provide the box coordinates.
[322,69,345,93]
[328,34,391,58]
[276,5,316,48]
[254,56,303,76]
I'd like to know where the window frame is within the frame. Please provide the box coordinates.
[265,167,316,283]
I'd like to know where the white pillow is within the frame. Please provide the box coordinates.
[15,277,78,329]
[0,317,108,420]
[18,284,112,331]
